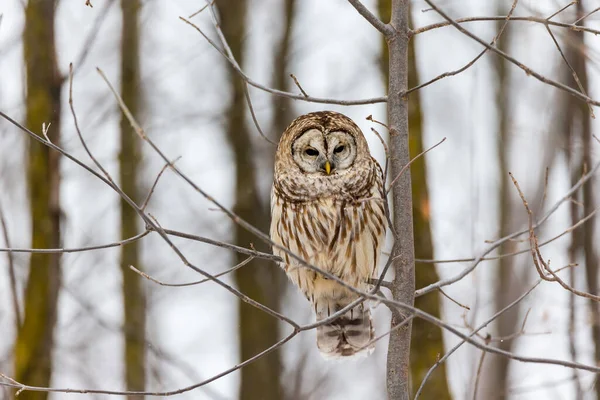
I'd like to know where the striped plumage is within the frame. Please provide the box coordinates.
[270,111,386,358]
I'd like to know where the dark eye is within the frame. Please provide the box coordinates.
[334,145,345,154]
[305,148,319,156]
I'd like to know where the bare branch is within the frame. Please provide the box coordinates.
[423,0,600,108]
[405,0,519,96]
[416,158,600,296]
[386,136,446,194]
[413,16,600,37]
[573,6,600,24]
[510,172,600,302]
[129,256,254,287]
[414,279,541,399]
[472,347,488,400]
[439,288,470,310]
[0,230,151,254]
[544,25,595,118]
[178,17,387,106]
[188,0,215,18]
[141,158,179,211]
[546,1,576,20]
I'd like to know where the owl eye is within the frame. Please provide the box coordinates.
[334,145,345,154]
[305,148,319,156]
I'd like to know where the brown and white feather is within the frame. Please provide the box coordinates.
[270,111,386,358]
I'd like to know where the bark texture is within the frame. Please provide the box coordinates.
[386,1,415,399]
[378,1,451,397]
[14,1,62,399]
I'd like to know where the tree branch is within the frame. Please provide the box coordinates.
[422,0,600,107]
[347,0,393,36]
[386,1,414,399]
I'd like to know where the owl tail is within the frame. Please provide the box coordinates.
[315,299,375,358]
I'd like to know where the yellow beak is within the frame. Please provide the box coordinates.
[324,161,331,175]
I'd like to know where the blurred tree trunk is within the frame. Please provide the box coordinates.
[378,2,451,398]
[484,6,562,397]
[564,44,583,400]
[216,2,283,399]
[481,6,523,399]
[569,3,600,399]
[14,1,62,399]
[119,0,146,397]
[271,0,296,137]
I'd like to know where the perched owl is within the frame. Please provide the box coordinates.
[271,111,386,358]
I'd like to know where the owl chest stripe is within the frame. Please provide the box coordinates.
[328,202,346,252]
[301,212,314,242]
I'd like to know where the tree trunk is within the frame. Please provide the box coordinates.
[271,0,296,138]
[377,1,450,398]
[14,1,62,399]
[386,1,414,399]
[571,3,600,399]
[119,0,146,397]
[215,1,283,399]
[480,7,524,399]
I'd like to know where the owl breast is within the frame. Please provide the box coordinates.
[270,161,386,299]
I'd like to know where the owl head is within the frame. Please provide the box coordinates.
[273,111,379,201]
[275,111,372,177]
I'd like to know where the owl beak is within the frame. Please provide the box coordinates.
[324,160,332,175]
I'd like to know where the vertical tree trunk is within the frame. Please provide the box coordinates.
[565,72,583,400]
[378,1,450,398]
[271,0,296,137]
[215,2,283,399]
[386,1,414,399]
[482,7,523,399]
[119,0,146,397]
[14,1,62,399]
[571,4,600,399]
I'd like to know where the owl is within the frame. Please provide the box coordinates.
[271,111,386,358]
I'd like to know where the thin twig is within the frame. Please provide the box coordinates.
[413,16,600,37]
[573,6,600,24]
[414,279,541,399]
[178,17,387,106]
[141,158,180,211]
[510,172,600,301]
[416,158,600,296]
[545,24,595,118]
[386,137,446,194]
[42,122,51,143]
[421,2,600,108]
[130,256,254,287]
[290,74,308,97]
[0,201,21,329]
[188,0,214,18]
[472,346,488,400]
[366,114,390,131]
[439,288,470,310]
[546,1,576,21]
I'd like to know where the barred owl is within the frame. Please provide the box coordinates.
[270,111,386,358]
